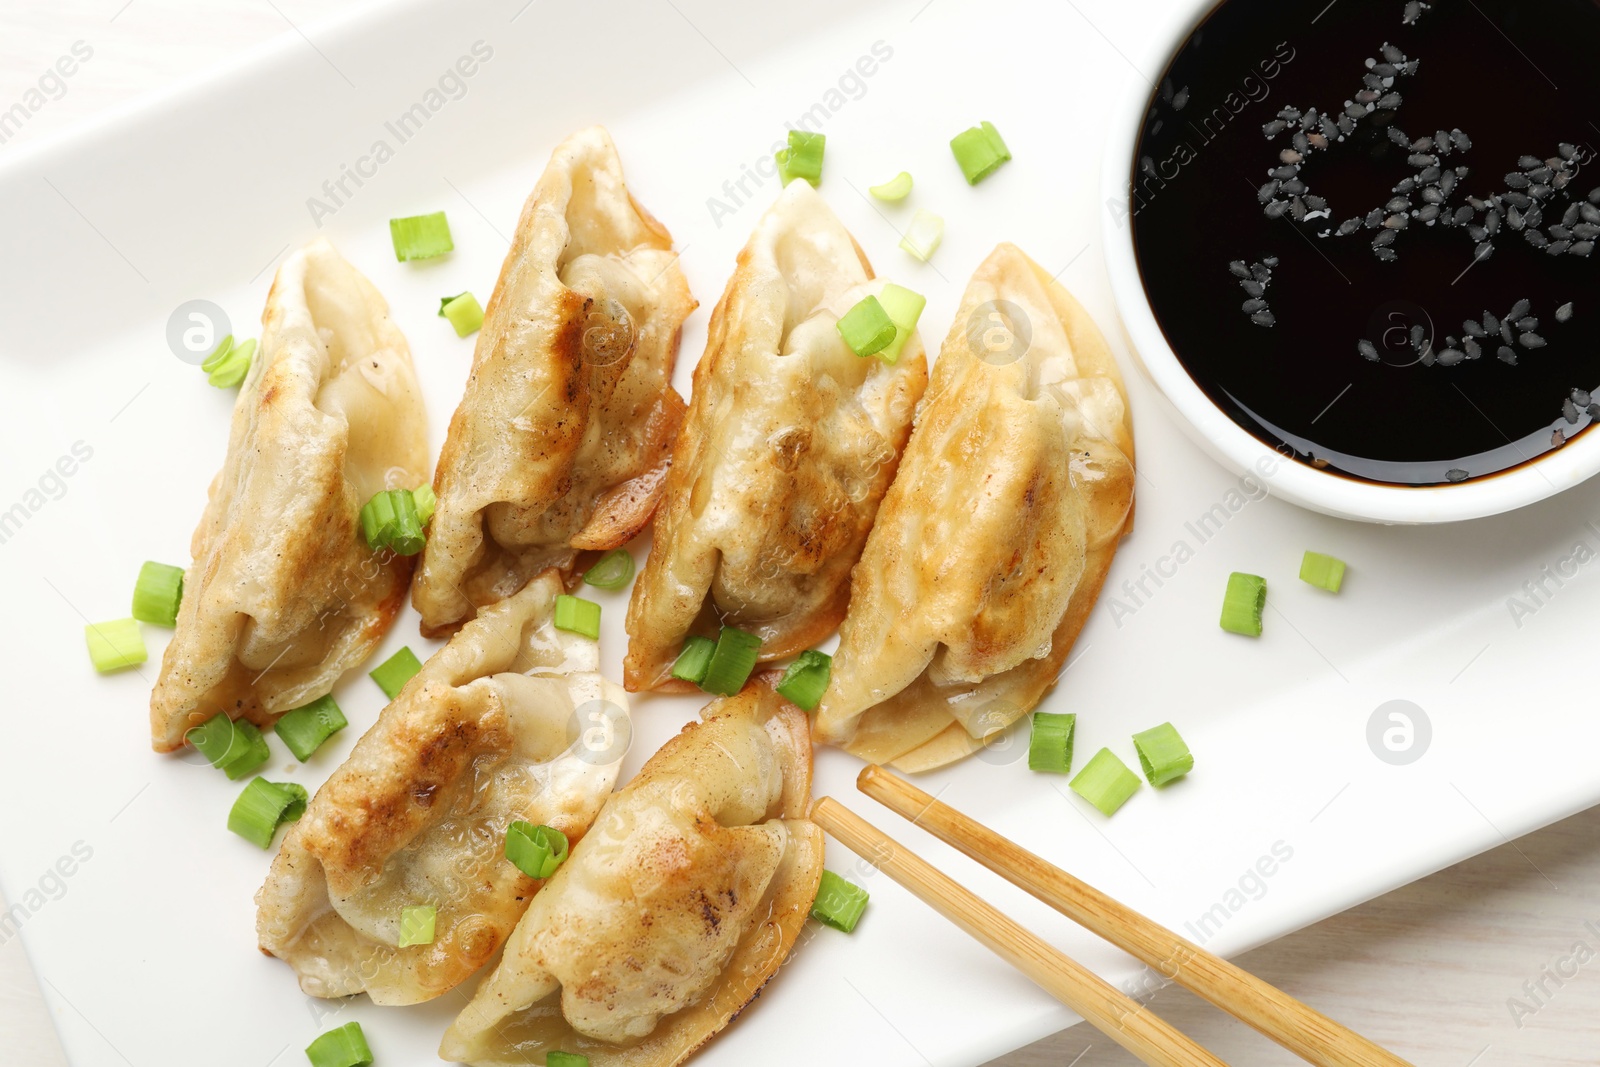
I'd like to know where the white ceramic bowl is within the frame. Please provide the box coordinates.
[1098,0,1599,525]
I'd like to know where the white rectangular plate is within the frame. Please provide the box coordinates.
[4,1,1599,1064]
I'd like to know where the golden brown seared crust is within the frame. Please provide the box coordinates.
[811,243,1136,771]
[439,685,824,1067]
[623,181,928,692]
[256,571,629,1005]
[414,126,697,637]
[149,238,429,752]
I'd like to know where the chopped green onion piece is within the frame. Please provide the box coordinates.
[1299,550,1346,593]
[582,549,635,590]
[398,904,437,947]
[206,338,255,389]
[899,208,944,262]
[1132,722,1193,787]
[369,646,422,699]
[505,821,569,880]
[1220,572,1267,637]
[701,626,762,696]
[869,171,913,200]
[439,291,484,337]
[553,594,601,640]
[811,870,869,932]
[546,1054,589,1067]
[305,1021,373,1067]
[227,777,307,849]
[386,489,425,556]
[359,490,399,550]
[274,695,348,761]
[221,719,271,781]
[775,649,832,712]
[775,130,825,187]
[85,618,146,673]
[199,334,235,373]
[1069,748,1141,816]
[131,561,185,627]
[1027,712,1076,774]
[389,211,453,261]
[671,635,716,685]
[412,483,436,525]
[875,283,926,364]
[836,295,897,357]
[950,120,1012,184]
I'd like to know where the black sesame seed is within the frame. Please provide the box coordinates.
[1565,399,1581,423]
[1386,196,1410,213]
[1516,316,1539,331]
[1575,388,1591,406]
[1375,246,1398,262]
[1525,205,1544,229]
[1378,93,1403,108]
[1440,172,1458,196]
[1438,348,1465,366]
[1337,114,1356,135]
[1463,320,1486,337]
[1251,310,1276,326]
[1263,120,1287,137]
[1411,324,1425,348]
[1530,184,1552,200]
[1531,167,1555,183]
[1258,181,1281,203]
[1527,232,1552,249]
[1387,127,1411,147]
[1583,204,1600,224]
[1366,208,1384,228]
[1507,207,1524,231]
[1393,177,1417,194]
[1468,225,1489,242]
[1383,43,1404,64]
[1374,229,1398,247]
[1356,90,1380,104]
[1560,142,1579,160]
[1519,155,1543,170]
[1550,225,1574,241]
[1290,198,1309,221]
[1265,201,1289,219]
[1464,337,1482,359]
[1563,203,1582,227]
[1278,106,1301,122]
[1242,298,1268,313]
[1506,173,1531,188]
[1282,179,1308,195]
[1373,62,1398,77]
[1572,241,1595,256]
[1507,191,1532,209]
[1408,153,1438,167]
[1271,165,1299,180]
[1447,469,1469,482]
[1242,280,1265,297]
[1338,218,1361,235]
[1451,130,1472,151]
[1498,347,1518,364]
[1557,302,1575,322]
[1263,256,1279,267]
[1454,206,1475,225]
[1386,213,1409,229]
[1509,299,1532,320]
[1522,333,1547,348]
[1358,339,1380,361]
[1483,313,1500,332]
[1293,131,1310,154]
[1474,242,1494,262]
[1418,166,1442,183]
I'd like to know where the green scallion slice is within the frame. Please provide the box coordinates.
[546,1054,589,1067]
[553,595,601,640]
[305,1021,373,1067]
[1299,550,1346,593]
[85,618,146,673]
[869,171,913,201]
[1220,572,1267,637]
[775,649,832,712]
[582,549,635,590]
[274,695,347,761]
[359,490,399,550]
[412,483,436,525]
[221,719,271,781]
[439,291,484,337]
[398,904,437,947]
[369,646,422,699]
[950,120,1012,184]
[386,489,425,556]
[875,283,926,364]
[899,208,944,262]
[199,334,235,373]
[505,821,569,880]
[227,777,307,849]
[206,338,255,389]
[131,561,184,627]
[701,626,762,696]
[389,211,453,261]
[1132,722,1193,787]
[836,295,897,358]
[1027,712,1076,774]
[1069,748,1141,816]
[670,635,716,685]
[775,130,825,187]
[811,870,869,932]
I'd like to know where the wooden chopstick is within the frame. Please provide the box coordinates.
[856,765,1414,1067]
[811,796,1228,1067]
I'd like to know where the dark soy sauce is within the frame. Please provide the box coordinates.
[1130,0,1600,486]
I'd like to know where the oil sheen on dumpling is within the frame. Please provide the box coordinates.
[149,238,428,752]
[439,684,822,1067]
[623,181,927,691]
[413,126,696,636]
[256,571,628,1005]
[812,243,1135,772]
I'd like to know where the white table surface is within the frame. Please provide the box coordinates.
[3,3,1597,1065]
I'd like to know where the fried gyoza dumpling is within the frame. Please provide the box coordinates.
[256,571,628,1005]
[623,181,927,691]
[413,126,696,636]
[439,684,821,1066]
[812,243,1135,772]
[149,238,428,752]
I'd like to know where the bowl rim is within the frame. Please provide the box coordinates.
[1097,0,1599,524]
